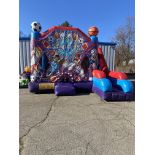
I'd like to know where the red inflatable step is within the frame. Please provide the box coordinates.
[108,71,128,80]
[92,70,106,78]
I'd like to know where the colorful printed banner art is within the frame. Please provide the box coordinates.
[31,26,98,83]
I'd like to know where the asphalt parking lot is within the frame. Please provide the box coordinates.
[19,89,135,155]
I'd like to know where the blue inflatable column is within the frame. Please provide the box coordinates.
[88,26,99,47]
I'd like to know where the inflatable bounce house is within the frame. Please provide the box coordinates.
[28,22,134,101]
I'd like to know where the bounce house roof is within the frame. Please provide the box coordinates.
[40,26,91,41]
[19,26,116,46]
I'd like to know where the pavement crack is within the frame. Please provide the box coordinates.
[123,116,135,127]
[19,97,59,155]
[85,142,90,155]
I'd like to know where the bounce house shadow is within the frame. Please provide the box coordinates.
[75,92,91,96]
[19,86,28,89]
[35,90,54,94]
[103,99,135,103]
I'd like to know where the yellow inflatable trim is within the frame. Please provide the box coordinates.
[39,83,54,90]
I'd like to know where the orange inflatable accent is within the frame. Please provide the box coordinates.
[24,66,31,73]
[88,26,99,36]
[97,48,109,74]
[92,70,106,78]
[108,71,128,80]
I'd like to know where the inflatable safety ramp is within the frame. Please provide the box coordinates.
[29,25,98,95]
[92,69,135,101]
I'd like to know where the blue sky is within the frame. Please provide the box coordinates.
[19,0,135,42]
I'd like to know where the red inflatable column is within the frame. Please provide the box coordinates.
[97,47,109,75]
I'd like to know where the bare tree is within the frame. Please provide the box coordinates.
[19,31,24,37]
[59,21,72,27]
[19,30,28,38]
[113,17,135,66]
